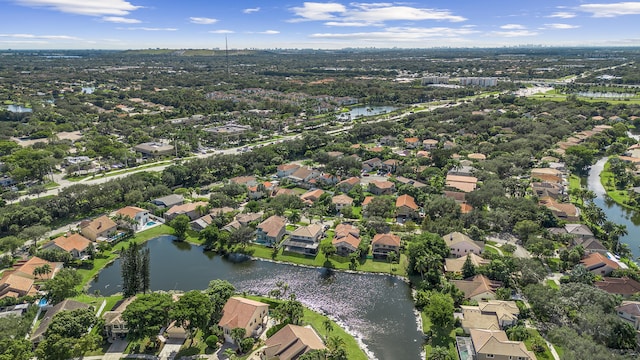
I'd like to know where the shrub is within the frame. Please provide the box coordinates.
[205,335,219,350]
[240,337,255,353]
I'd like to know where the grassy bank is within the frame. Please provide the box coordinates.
[599,160,637,210]
[421,312,458,359]
[245,243,409,276]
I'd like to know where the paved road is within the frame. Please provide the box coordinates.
[487,234,531,258]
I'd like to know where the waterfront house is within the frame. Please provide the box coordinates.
[332,224,361,256]
[616,301,640,330]
[445,253,489,274]
[256,215,287,246]
[219,297,269,344]
[372,233,401,258]
[261,324,326,360]
[580,252,620,276]
[595,277,640,298]
[469,329,537,360]
[283,224,323,255]
[115,206,150,230]
[164,201,208,221]
[81,215,118,241]
[452,275,502,301]
[41,233,93,260]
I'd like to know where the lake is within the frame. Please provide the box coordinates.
[89,235,424,360]
[337,106,397,120]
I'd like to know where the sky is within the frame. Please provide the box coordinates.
[1,0,640,49]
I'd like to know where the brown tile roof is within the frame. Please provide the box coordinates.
[300,189,325,202]
[362,196,374,207]
[369,180,395,189]
[595,277,640,296]
[166,201,208,216]
[452,275,501,299]
[332,194,353,206]
[0,271,35,299]
[396,194,418,210]
[82,215,117,235]
[446,175,478,192]
[13,256,61,279]
[218,297,268,329]
[404,137,419,143]
[338,177,360,187]
[333,234,361,250]
[258,215,287,238]
[116,206,146,219]
[50,233,92,252]
[277,163,300,171]
[334,224,360,239]
[538,197,579,218]
[467,153,486,160]
[291,224,323,238]
[372,233,401,247]
[445,253,488,273]
[274,188,297,197]
[460,203,473,214]
[229,176,257,185]
[470,329,536,359]
[263,324,326,360]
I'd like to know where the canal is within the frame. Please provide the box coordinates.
[89,235,424,360]
[587,157,640,260]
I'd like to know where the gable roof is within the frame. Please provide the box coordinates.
[362,196,374,207]
[372,233,401,247]
[452,275,501,299]
[0,271,35,299]
[334,224,360,239]
[369,180,395,190]
[258,215,287,237]
[218,297,268,329]
[332,194,354,205]
[278,163,300,171]
[48,233,92,252]
[595,277,640,296]
[338,177,360,187]
[152,194,184,207]
[443,232,484,251]
[580,252,620,272]
[616,301,640,317]
[444,253,489,273]
[564,223,593,237]
[263,324,326,360]
[396,194,418,210]
[470,329,536,359]
[82,215,117,235]
[116,206,146,219]
[13,256,61,279]
[165,201,208,216]
[301,189,325,203]
[291,224,323,238]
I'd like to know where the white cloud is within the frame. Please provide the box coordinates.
[579,2,640,17]
[310,26,478,41]
[209,30,235,34]
[544,23,580,29]
[490,30,538,37]
[102,16,140,23]
[0,40,49,44]
[243,7,260,14]
[500,24,526,29]
[259,30,280,35]
[290,2,465,26]
[118,27,178,31]
[548,11,577,18]
[290,2,346,22]
[0,33,80,40]
[189,17,217,24]
[14,0,141,16]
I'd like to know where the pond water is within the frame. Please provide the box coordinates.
[587,158,640,260]
[6,104,32,113]
[338,106,397,120]
[89,235,424,359]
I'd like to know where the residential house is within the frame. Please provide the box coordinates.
[444,232,484,258]
[564,223,594,238]
[404,137,420,149]
[164,201,208,221]
[468,153,486,161]
[81,215,118,242]
[445,253,489,273]
[31,299,90,344]
[616,301,640,330]
[396,194,419,220]
[336,177,360,192]
[255,215,287,246]
[476,301,520,328]
[151,194,184,208]
[444,190,467,204]
[381,159,400,174]
[248,181,275,199]
[41,233,93,260]
[0,272,35,299]
[223,212,263,233]
[531,182,564,199]
[300,189,325,205]
[277,164,301,178]
[443,140,455,150]
[452,275,502,301]
[459,306,500,334]
[362,157,383,172]
[573,237,608,254]
[380,135,397,146]
[448,165,475,177]
[274,188,298,197]
[538,197,580,222]
[317,173,339,186]
[261,324,326,360]
[230,176,258,187]
[289,167,321,186]
[395,176,427,189]
[372,233,401,258]
[445,175,478,193]
[283,224,324,255]
[362,196,374,210]
[332,224,361,256]
[219,297,269,344]
[423,139,438,150]
[12,256,62,280]
[115,206,150,230]
[368,180,395,195]
[595,277,640,298]
[332,194,353,212]
[103,297,136,340]
[191,214,215,232]
[580,252,620,276]
[531,168,563,181]
[469,329,537,360]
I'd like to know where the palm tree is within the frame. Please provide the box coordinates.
[223,347,237,359]
[230,327,246,347]
[323,318,333,339]
[387,251,398,273]
[288,210,301,224]
[414,255,428,280]
[326,336,347,360]
[40,264,52,279]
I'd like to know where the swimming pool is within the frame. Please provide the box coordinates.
[146,221,157,226]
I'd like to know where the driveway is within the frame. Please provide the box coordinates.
[487,233,531,258]
[158,338,185,360]
[103,339,129,360]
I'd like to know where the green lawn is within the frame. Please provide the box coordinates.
[244,243,408,276]
[545,279,560,290]
[568,174,582,204]
[600,160,636,210]
[524,329,554,360]
[421,312,459,360]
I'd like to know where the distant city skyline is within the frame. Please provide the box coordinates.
[2,0,640,49]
